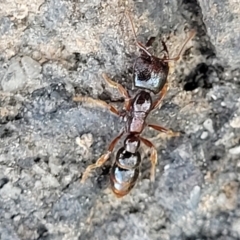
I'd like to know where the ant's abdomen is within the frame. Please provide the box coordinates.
[110,147,141,197]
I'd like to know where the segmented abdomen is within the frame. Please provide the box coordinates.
[110,147,141,197]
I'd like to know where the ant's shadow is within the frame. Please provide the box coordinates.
[183,62,223,91]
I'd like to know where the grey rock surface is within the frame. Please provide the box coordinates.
[199,0,240,66]
[0,0,240,239]
[1,59,27,92]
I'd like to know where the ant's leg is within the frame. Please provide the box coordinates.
[102,73,131,111]
[73,96,120,116]
[163,30,196,62]
[140,137,157,182]
[102,73,129,98]
[151,83,169,110]
[148,124,180,137]
[80,131,124,183]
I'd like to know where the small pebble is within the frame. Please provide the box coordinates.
[221,101,226,107]
[76,133,93,149]
[189,185,201,209]
[21,56,42,79]
[203,118,214,133]
[32,50,42,61]
[211,94,217,100]
[164,164,170,171]
[230,116,240,128]
[216,192,227,206]
[200,131,209,140]
[1,59,27,92]
[229,146,240,155]
[13,215,21,222]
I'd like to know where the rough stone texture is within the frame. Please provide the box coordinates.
[199,0,240,66]
[0,0,240,239]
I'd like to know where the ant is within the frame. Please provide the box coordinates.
[73,12,195,197]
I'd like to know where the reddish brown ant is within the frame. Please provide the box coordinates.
[73,12,195,197]
[73,74,179,197]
